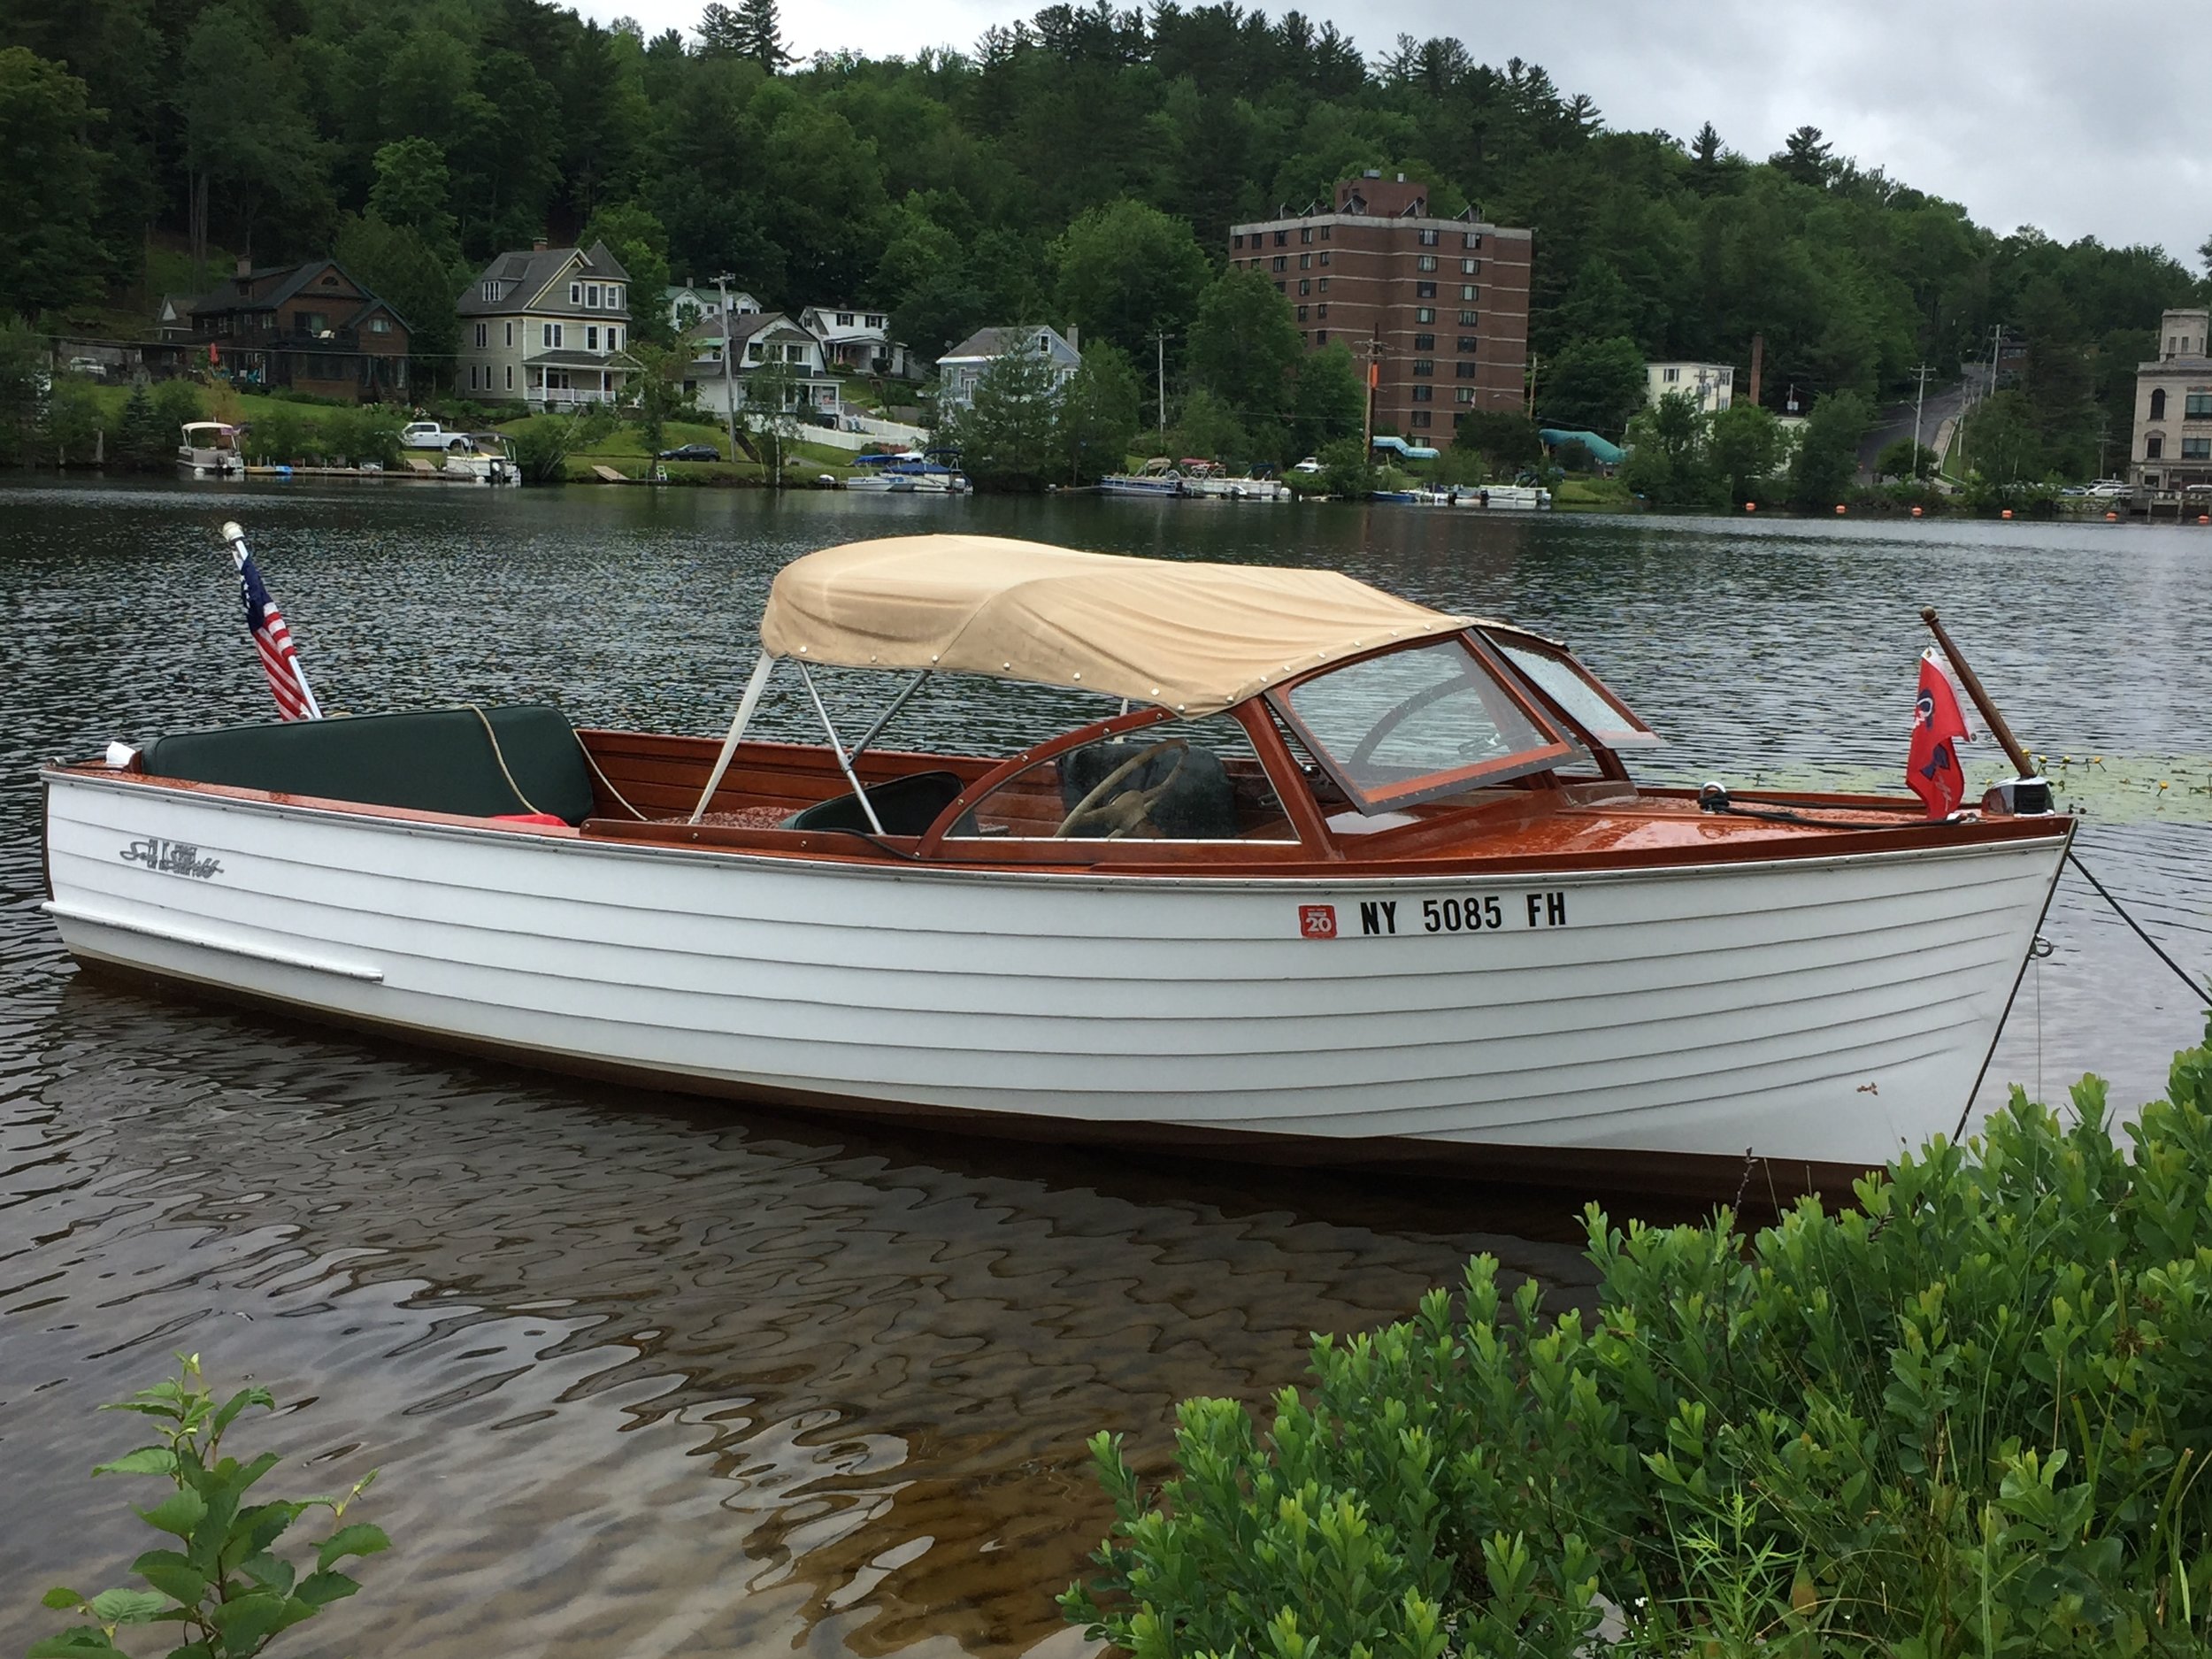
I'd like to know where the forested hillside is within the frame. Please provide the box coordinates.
[2,0,2202,465]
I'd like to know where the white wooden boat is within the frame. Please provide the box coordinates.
[442,433,519,485]
[177,420,243,478]
[39,534,2070,1194]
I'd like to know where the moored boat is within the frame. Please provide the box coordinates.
[177,420,244,479]
[40,533,2070,1194]
[1098,457,1186,496]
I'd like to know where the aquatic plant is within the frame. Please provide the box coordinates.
[28,1355,387,1659]
[1064,1024,2212,1657]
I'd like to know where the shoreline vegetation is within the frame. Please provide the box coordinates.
[1065,1024,2212,1659]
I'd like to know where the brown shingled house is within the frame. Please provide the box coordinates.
[155,259,411,403]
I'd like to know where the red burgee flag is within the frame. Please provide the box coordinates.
[1907,649,1970,818]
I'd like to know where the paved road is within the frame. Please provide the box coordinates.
[1859,366,1989,479]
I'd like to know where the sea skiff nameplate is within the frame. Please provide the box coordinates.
[119,836,225,879]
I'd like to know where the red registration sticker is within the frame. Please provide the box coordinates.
[1299,903,1338,940]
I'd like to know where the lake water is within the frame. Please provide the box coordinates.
[3,480,2208,1655]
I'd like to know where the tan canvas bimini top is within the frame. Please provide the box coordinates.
[757,534,1481,714]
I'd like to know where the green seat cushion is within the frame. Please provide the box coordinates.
[140,704,595,825]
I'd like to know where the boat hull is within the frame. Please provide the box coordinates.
[42,772,2066,1188]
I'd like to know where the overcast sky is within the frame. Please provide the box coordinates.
[595,0,2209,266]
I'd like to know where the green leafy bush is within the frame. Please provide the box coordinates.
[30,1354,387,1658]
[1066,1027,2212,1657]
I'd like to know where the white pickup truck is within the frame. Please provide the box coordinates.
[400,421,471,452]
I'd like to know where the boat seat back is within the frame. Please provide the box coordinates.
[784,770,966,836]
[139,704,597,826]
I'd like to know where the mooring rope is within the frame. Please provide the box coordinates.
[2067,849,2212,1008]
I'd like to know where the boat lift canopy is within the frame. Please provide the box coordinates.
[757,534,1480,716]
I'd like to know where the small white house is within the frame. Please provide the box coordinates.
[1646,360,1734,414]
[682,311,842,419]
[797,303,912,379]
[665,282,762,335]
[936,325,1082,412]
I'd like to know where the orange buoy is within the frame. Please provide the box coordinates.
[2001,508,2014,519]
[1834,503,1847,515]
[2199,514,2208,525]
[1910,506,1924,518]
[1745,502,1756,512]
[2106,511,2119,522]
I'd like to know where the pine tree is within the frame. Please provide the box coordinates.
[735,0,794,71]
[116,381,170,471]
[695,3,743,55]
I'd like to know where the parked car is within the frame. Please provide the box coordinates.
[65,357,104,379]
[2085,480,2132,499]
[1290,457,1322,474]
[656,442,720,462]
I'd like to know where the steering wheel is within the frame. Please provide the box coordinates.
[1054,739,1189,839]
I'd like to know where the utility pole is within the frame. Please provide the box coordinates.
[1747,332,1764,409]
[1909,362,1935,477]
[1363,334,1385,452]
[1153,330,1167,439]
[1524,348,1538,420]
[714,273,741,469]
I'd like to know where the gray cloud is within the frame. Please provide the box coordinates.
[605,0,2205,265]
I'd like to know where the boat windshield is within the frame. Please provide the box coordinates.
[1271,636,1574,811]
[1482,629,1662,749]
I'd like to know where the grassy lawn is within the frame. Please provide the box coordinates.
[1551,474,1639,511]
[80,381,368,431]
[493,413,863,484]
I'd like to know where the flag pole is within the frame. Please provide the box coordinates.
[224,519,323,720]
[1919,607,2029,776]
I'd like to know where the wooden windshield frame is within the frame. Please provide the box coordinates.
[1263,632,1578,814]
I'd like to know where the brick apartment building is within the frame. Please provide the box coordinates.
[1229,172,1532,442]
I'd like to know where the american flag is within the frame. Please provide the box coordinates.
[228,526,321,721]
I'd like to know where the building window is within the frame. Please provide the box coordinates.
[371,317,390,334]
[588,283,603,307]
[1413,333,1435,349]
[1411,385,1434,402]
[1233,233,1244,249]
[1274,230,1288,246]
[2185,437,2212,459]
[1299,253,1310,269]
[1315,329,1328,344]
[571,282,581,304]
[1316,304,1327,319]
[2147,434,2165,457]
[1297,304,1310,320]
[542,322,562,348]
[1318,250,1330,266]
[1455,388,1476,404]
[1456,336,1479,353]
[505,365,513,390]
[474,322,488,348]
[1461,258,1480,275]
[1300,227,1313,243]
[1276,280,1286,294]
[1461,285,1480,301]
[610,286,622,309]
[588,326,600,350]
[1455,362,1479,379]
[1664,366,1680,382]
[836,311,854,326]
[610,327,619,350]
[468,365,478,388]
[1319,226,1330,241]
[1459,310,1479,326]
[480,280,502,302]
[1417,255,1438,273]
[1463,232,1482,249]
[1410,410,1432,427]
[1412,358,1434,376]
[2185,392,2212,417]
[1273,256,1286,272]
[1318,278,1330,293]
[2146,472,2161,486]
[1416,281,1437,298]
[504,323,513,347]
[865,314,883,328]
[1299,279,1311,296]
[1415,307,1434,324]
[1417,228,1440,246]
